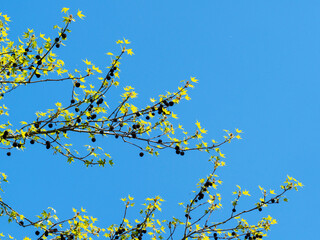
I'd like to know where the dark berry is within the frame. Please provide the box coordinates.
[232,208,236,212]
[75,108,79,112]
[109,126,114,131]
[180,151,185,156]
[12,63,17,68]
[169,101,174,106]
[30,139,35,144]
[91,114,97,119]
[55,37,59,42]
[44,231,49,237]
[19,221,24,226]
[35,55,41,59]
[36,73,41,78]
[258,207,262,211]
[271,199,275,203]
[135,112,141,117]
[110,71,114,76]
[131,132,137,138]
[76,118,81,123]
[106,75,111,80]
[71,99,75,104]
[48,123,53,128]
[56,43,60,48]
[6,152,11,156]
[75,82,80,88]
[99,130,104,134]
[61,33,67,39]
[115,134,119,139]
[25,48,29,52]
[176,150,180,154]
[35,231,40,235]
[91,138,96,142]
[13,142,18,147]
[97,98,103,105]
[139,152,144,157]
[213,233,217,237]
[18,143,22,148]
[7,72,10,76]
[175,146,180,151]
[37,60,42,65]
[119,123,124,127]
[157,139,162,144]
[34,123,40,128]
[232,232,236,236]
[146,116,150,120]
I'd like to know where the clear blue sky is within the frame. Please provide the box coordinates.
[1,0,319,239]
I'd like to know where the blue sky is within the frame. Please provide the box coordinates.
[1,0,319,239]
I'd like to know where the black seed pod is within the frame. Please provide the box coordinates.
[97,98,103,105]
[139,152,144,157]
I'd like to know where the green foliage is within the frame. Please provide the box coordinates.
[0,9,302,240]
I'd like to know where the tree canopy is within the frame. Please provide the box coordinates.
[0,8,303,240]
